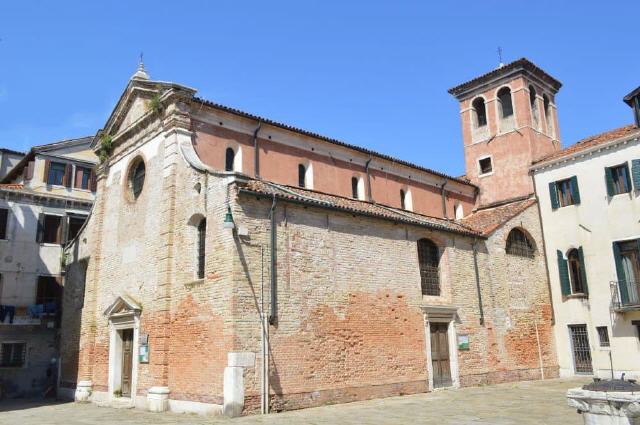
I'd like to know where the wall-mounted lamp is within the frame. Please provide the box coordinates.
[223,206,235,230]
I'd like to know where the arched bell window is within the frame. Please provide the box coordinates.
[472,97,487,128]
[497,87,514,119]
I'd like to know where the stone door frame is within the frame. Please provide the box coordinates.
[422,305,460,391]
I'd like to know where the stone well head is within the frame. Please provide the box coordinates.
[567,377,640,425]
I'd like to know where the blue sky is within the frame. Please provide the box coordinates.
[0,1,637,175]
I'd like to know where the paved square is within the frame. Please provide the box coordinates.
[0,378,586,425]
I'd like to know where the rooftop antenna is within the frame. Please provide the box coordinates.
[497,47,505,68]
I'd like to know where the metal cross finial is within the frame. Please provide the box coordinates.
[497,47,504,68]
[139,52,144,69]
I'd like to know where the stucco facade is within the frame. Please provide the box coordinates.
[532,123,640,379]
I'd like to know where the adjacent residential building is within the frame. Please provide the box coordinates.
[61,59,559,416]
[0,148,25,180]
[0,137,96,396]
[531,89,640,379]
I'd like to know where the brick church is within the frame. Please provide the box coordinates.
[61,58,563,415]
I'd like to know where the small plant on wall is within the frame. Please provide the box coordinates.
[97,134,114,164]
[149,93,163,115]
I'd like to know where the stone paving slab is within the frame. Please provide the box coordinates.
[0,377,587,425]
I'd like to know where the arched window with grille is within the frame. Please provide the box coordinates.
[417,238,440,296]
[497,87,514,119]
[472,97,487,128]
[506,228,535,258]
[197,218,206,279]
[225,147,235,172]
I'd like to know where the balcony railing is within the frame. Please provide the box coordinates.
[611,280,640,312]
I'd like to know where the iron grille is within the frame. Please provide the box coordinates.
[418,239,440,296]
[0,342,26,367]
[569,325,593,374]
[506,229,534,258]
[197,219,206,279]
[611,280,640,310]
[596,326,610,347]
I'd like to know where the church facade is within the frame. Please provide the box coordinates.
[61,59,562,415]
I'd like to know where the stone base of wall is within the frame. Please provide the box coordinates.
[460,366,559,387]
[244,380,428,414]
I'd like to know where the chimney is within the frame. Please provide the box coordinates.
[623,86,640,128]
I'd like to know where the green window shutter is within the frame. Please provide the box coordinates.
[570,176,581,204]
[612,242,629,305]
[549,182,559,209]
[557,250,571,297]
[632,159,640,191]
[578,246,589,296]
[605,167,615,197]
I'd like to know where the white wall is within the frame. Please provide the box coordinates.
[533,136,640,378]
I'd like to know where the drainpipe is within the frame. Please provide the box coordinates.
[472,238,485,325]
[253,121,262,178]
[364,157,374,202]
[440,179,448,219]
[530,172,556,325]
[269,194,277,325]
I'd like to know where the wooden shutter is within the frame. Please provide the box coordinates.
[605,167,615,197]
[557,250,571,296]
[570,176,581,204]
[63,164,73,188]
[25,161,34,181]
[578,246,589,295]
[89,168,97,192]
[36,213,45,242]
[623,162,633,192]
[632,160,640,191]
[612,242,629,305]
[548,182,559,209]
[43,160,51,183]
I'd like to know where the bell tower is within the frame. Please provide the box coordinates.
[449,58,562,206]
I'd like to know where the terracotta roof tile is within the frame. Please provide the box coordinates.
[0,184,24,190]
[237,179,482,238]
[534,124,640,165]
[460,197,536,236]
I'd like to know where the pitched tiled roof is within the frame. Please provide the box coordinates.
[533,124,640,166]
[237,179,483,238]
[194,97,476,189]
[448,58,562,98]
[0,184,24,190]
[460,197,536,236]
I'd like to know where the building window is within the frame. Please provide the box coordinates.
[506,228,535,258]
[605,163,632,196]
[0,343,26,368]
[543,94,553,134]
[613,240,640,307]
[567,248,587,294]
[0,208,7,240]
[549,177,580,208]
[197,218,206,279]
[128,159,145,199]
[529,86,539,128]
[472,97,487,128]
[74,166,92,190]
[225,147,235,172]
[417,238,440,296]
[478,157,493,176]
[36,276,62,306]
[596,326,610,347]
[47,161,67,186]
[497,87,514,119]
[38,214,62,244]
[66,214,87,243]
[351,177,359,199]
[400,189,407,209]
[298,164,307,188]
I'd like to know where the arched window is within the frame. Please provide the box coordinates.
[197,218,206,279]
[497,87,514,119]
[472,97,487,128]
[506,228,535,258]
[543,94,553,134]
[454,203,464,220]
[529,85,539,127]
[129,159,145,199]
[351,177,359,199]
[225,147,235,172]
[417,238,440,296]
[400,189,406,209]
[567,249,585,294]
[298,164,307,188]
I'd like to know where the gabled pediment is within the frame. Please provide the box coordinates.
[103,294,142,317]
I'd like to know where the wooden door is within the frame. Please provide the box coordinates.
[121,329,134,397]
[430,323,452,389]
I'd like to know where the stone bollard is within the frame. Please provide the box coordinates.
[147,386,170,412]
[74,381,93,402]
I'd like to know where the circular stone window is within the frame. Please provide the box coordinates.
[128,158,146,199]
